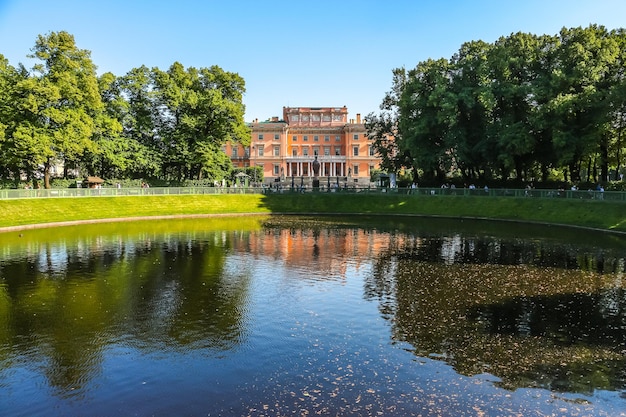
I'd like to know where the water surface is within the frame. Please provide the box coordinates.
[0,216,625,416]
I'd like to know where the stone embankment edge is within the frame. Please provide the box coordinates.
[1,211,625,236]
[0,213,266,233]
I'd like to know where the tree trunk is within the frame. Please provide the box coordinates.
[514,159,523,182]
[616,114,624,180]
[44,160,51,189]
[599,140,609,183]
[569,162,581,182]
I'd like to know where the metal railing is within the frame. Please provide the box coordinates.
[0,186,624,202]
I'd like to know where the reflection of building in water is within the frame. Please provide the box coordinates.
[230,227,393,281]
[224,106,384,187]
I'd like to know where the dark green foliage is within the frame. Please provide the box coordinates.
[369,25,626,186]
[0,32,249,188]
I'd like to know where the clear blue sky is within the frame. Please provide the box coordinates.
[0,0,624,122]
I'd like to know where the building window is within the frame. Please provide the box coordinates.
[324,147,330,156]
[353,134,359,140]
[353,165,359,175]
[258,147,264,156]
[314,135,319,142]
[232,148,238,157]
[258,134,264,141]
[274,134,280,140]
[353,146,359,156]
[335,147,341,156]
[292,135,297,141]
[244,147,250,157]
[303,135,308,142]
[335,135,340,142]
[369,164,375,175]
[303,148,309,156]
[324,135,330,142]
[273,165,280,175]
[313,148,319,156]
[274,146,280,156]
[369,146,375,156]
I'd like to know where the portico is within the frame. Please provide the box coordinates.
[285,156,347,178]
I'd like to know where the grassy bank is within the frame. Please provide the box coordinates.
[0,193,625,232]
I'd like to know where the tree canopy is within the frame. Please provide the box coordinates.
[0,31,249,188]
[367,25,626,187]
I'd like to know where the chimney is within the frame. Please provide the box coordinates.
[356,113,361,124]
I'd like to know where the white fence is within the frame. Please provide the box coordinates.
[1,185,625,202]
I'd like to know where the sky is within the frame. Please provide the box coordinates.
[0,0,625,122]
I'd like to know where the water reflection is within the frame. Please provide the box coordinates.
[363,225,626,395]
[0,220,256,397]
[0,216,625,415]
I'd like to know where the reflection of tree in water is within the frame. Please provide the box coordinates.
[0,230,252,396]
[391,233,626,273]
[468,290,626,392]
[366,234,626,394]
[127,237,251,351]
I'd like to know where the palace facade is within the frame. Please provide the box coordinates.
[225,106,381,187]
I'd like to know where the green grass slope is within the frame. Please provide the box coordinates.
[0,193,624,233]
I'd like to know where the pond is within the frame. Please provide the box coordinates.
[0,215,625,416]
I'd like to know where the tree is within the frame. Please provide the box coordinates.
[549,25,619,182]
[379,26,626,186]
[114,65,163,178]
[603,28,626,181]
[11,31,102,188]
[365,68,414,181]
[152,63,249,181]
[448,40,495,182]
[83,71,160,179]
[0,54,25,181]
[397,58,454,182]
[488,32,543,181]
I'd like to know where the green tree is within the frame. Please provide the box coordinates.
[608,29,626,180]
[84,71,159,179]
[115,65,163,178]
[488,32,543,181]
[448,40,495,182]
[397,58,453,182]
[11,31,103,188]
[365,68,415,181]
[0,55,24,181]
[526,34,562,182]
[152,63,249,182]
[549,25,619,182]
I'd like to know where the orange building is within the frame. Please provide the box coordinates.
[225,106,381,187]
